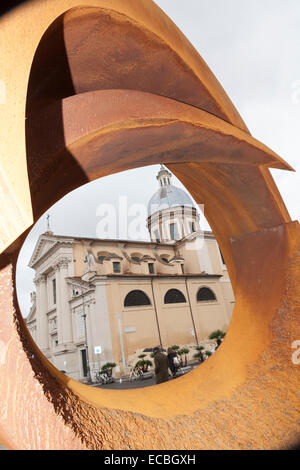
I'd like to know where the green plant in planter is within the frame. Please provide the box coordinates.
[193,349,204,363]
[178,348,190,367]
[193,352,204,363]
[193,345,205,363]
[101,362,116,377]
[171,345,180,351]
[209,330,226,340]
[135,359,153,373]
[176,349,184,367]
[205,350,212,359]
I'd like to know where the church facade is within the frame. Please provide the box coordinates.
[26,167,235,381]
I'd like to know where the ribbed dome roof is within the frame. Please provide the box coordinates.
[148,184,195,217]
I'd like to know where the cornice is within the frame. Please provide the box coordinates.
[29,238,74,269]
[92,273,222,281]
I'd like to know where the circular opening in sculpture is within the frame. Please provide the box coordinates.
[17,165,235,391]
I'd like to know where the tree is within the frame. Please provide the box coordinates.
[138,354,147,360]
[176,349,185,367]
[178,348,190,367]
[205,350,212,359]
[135,359,153,373]
[193,345,204,363]
[193,351,204,363]
[101,362,116,377]
[209,330,226,340]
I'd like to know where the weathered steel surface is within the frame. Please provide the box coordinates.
[0,0,299,450]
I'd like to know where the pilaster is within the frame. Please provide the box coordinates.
[34,274,49,354]
[54,257,73,348]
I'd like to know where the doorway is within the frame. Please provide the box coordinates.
[80,349,88,378]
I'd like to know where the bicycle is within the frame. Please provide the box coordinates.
[169,364,184,379]
[129,365,144,382]
[94,371,113,385]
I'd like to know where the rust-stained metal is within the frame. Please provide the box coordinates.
[0,0,299,450]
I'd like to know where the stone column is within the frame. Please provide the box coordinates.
[94,281,114,366]
[85,299,97,376]
[53,264,63,345]
[35,274,49,354]
[55,258,73,347]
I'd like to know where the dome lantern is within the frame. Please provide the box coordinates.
[157,165,172,187]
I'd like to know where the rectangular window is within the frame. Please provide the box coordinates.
[169,223,179,240]
[81,349,88,378]
[154,230,160,243]
[52,278,56,304]
[189,221,196,233]
[148,263,154,274]
[113,261,121,273]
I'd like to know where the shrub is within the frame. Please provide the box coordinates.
[138,354,147,359]
[209,330,226,340]
[193,351,204,363]
[101,362,116,377]
[135,359,153,373]
[178,348,190,366]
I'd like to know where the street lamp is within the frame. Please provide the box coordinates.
[116,314,126,376]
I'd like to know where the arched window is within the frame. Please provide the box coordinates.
[130,252,142,263]
[197,287,217,302]
[160,254,170,263]
[124,290,151,307]
[97,251,110,262]
[164,289,186,304]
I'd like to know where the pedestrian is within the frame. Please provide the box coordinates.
[213,338,222,352]
[167,347,179,377]
[153,346,169,384]
[198,350,204,363]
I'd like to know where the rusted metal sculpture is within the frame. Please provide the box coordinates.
[0,0,299,450]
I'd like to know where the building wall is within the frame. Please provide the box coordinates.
[27,232,235,381]
[103,275,233,376]
[188,279,231,339]
[154,279,195,347]
[106,279,160,371]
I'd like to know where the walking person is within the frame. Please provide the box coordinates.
[167,347,179,377]
[153,347,169,384]
[213,338,222,352]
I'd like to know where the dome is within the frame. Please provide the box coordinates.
[147,184,195,217]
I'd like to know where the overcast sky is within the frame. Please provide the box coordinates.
[17,0,300,317]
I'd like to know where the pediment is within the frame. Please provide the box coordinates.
[28,235,58,268]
